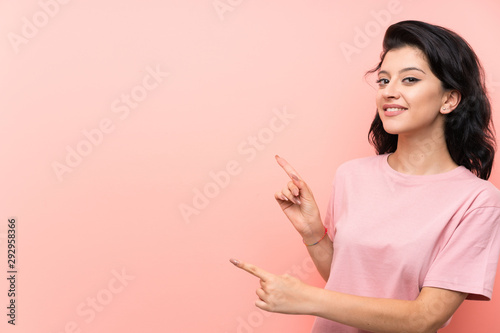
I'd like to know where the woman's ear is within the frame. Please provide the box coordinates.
[441,90,461,115]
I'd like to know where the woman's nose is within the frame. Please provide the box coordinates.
[382,81,400,99]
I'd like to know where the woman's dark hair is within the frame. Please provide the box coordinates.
[367,20,496,180]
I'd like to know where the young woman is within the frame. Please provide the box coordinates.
[230,20,500,332]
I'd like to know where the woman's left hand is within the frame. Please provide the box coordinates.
[230,258,319,315]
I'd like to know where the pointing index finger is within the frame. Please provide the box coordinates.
[230,259,273,282]
[275,155,302,181]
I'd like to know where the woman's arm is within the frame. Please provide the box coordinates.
[312,286,466,333]
[274,155,333,280]
[303,227,333,281]
[230,260,467,333]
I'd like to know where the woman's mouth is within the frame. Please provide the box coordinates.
[383,105,408,116]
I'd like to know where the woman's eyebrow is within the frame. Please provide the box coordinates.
[378,67,427,76]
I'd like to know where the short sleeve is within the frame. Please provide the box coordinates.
[423,206,500,300]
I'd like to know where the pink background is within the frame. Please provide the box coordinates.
[1,0,499,332]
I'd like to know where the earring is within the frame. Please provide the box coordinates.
[442,106,448,111]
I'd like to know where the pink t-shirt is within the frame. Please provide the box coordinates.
[311,154,500,333]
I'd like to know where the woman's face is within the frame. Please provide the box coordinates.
[375,46,449,138]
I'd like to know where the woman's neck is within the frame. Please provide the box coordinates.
[388,131,458,175]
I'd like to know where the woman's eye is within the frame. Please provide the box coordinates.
[376,78,389,86]
[403,77,420,83]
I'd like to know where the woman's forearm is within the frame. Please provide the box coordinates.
[303,231,333,281]
[306,286,467,333]
[302,218,333,281]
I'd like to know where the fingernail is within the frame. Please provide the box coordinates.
[291,174,300,181]
[230,258,240,266]
[293,189,299,196]
[294,198,301,205]
[275,155,280,159]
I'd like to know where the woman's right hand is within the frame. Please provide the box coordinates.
[274,155,324,242]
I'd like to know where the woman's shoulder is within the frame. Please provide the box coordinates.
[467,176,500,208]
